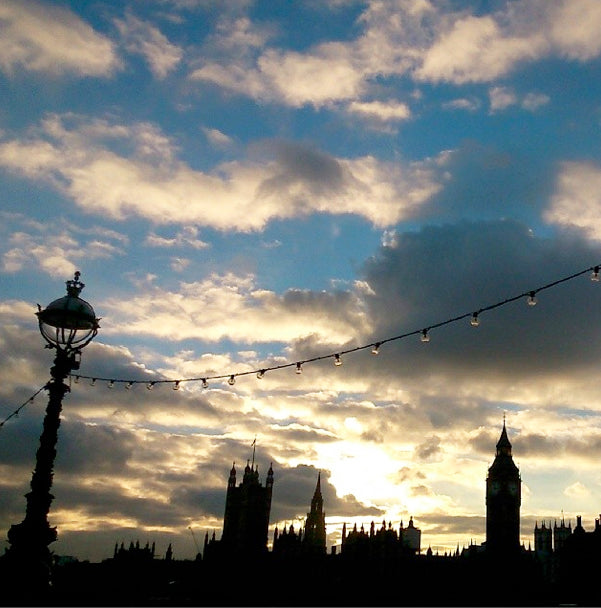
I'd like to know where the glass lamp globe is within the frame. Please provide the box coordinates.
[36,272,99,351]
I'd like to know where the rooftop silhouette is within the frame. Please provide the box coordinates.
[1,422,600,606]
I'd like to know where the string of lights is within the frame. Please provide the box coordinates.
[0,263,599,429]
[0,385,49,429]
[65,262,601,391]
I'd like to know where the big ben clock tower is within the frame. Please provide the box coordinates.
[486,419,521,554]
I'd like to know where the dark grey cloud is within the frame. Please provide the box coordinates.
[419,514,485,540]
[393,466,427,484]
[359,219,601,378]
[414,435,442,462]
[468,426,601,463]
[426,141,554,225]
[54,419,136,474]
[255,140,347,202]
[3,220,601,564]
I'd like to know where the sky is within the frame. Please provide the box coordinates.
[1,0,601,563]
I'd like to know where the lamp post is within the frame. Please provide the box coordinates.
[5,272,99,593]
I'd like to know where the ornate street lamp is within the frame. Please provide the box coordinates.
[5,272,99,593]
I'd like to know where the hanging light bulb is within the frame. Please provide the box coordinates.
[296,362,302,374]
[256,369,265,380]
[173,381,180,391]
[334,354,342,366]
[470,312,480,327]
[228,375,236,385]
[146,381,155,390]
[201,378,209,389]
[108,380,114,389]
[591,266,600,282]
[421,329,430,343]
[371,343,380,355]
[126,381,133,390]
[527,291,537,306]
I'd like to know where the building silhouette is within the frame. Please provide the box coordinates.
[340,517,421,560]
[302,472,327,555]
[554,513,572,552]
[485,419,521,555]
[3,423,600,606]
[272,472,327,557]
[218,458,274,557]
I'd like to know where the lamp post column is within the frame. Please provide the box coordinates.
[7,350,77,568]
[2,272,99,597]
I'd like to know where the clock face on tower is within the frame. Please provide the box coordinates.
[490,480,500,495]
[508,481,518,496]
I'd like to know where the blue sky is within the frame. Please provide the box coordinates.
[2,0,601,562]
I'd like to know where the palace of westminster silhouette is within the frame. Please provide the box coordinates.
[3,421,601,606]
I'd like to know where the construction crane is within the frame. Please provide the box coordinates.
[188,526,201,558]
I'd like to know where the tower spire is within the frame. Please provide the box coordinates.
[303,471,326,555]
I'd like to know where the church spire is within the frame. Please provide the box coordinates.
[303,471,327,555]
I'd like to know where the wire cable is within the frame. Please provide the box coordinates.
[0,385,48,429]
[67,263,601,389]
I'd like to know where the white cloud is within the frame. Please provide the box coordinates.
[212,16,272,52]
[547,0,601,60]
[521,92,550,111]
[489,86,518,112]
[544,161,601,239]
[416,14,542,84]
[100,272,372,345]
[188,1,601,107]
[1,230,122,277]
[489,87,550,113]
[563,481,590,499]
[169,257,191,273]
[202,127,234,147]
[114,12,183,79]
[0,215,127,278]
[0,114,444,230]
[0,0,121,77]
[346,100,411,122]
[145,226,210,250]
[442,98,481,112]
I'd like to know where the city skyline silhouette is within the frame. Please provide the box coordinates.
[2,2,601,603]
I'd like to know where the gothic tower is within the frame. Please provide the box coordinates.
[486,420,521,554]
[221,459,274,557]
[303,472,327,555]
[534,521,552,556]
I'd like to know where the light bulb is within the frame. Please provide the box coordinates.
[146,382,155,390]
[371,343,380,355]
[201,378,209,389]
[228,375,236,386]
[257,369,265,380]
[108,380,114,389]
[296,362,302,374]
[173,381,180,391]
[421,329,430,343]
[527,291,537,306]
[592,266,600,282]
[470,312,480,327]
[334,354,342,366]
